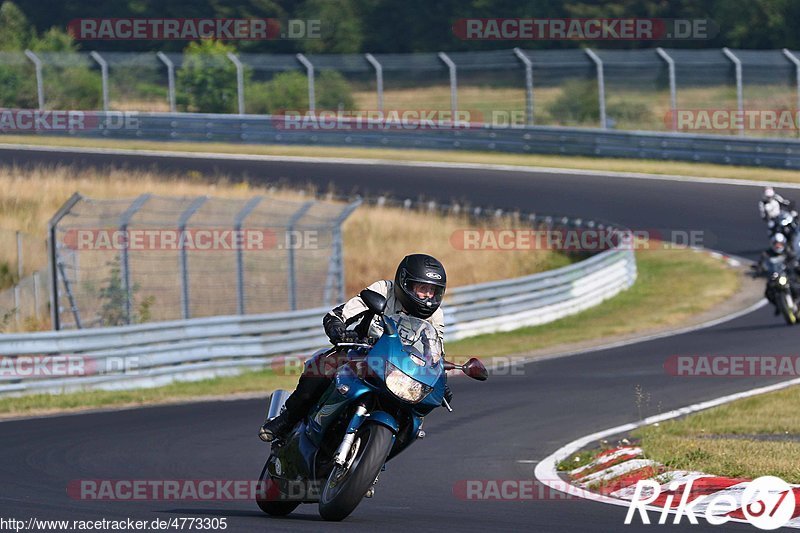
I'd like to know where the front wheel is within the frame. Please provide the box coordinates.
[780,292,797,325]
[318,424,394,521]
[256,460,300,516]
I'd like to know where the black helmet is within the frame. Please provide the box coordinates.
[394,254,447,319]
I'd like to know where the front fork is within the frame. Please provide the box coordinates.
[332,404,400,466]
[333,405,369,466]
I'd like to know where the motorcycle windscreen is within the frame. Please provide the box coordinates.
[383,314,445,398]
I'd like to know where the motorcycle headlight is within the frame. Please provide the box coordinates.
[779,275,788,285]
[384,361,432,403]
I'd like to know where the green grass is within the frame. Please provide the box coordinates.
[3,135,800,184]
[0,245,739,418]
[635,385,800,482]
[557,449,599,472]
[445,247,738,359]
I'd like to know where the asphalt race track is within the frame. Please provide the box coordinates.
[0,146,790,532]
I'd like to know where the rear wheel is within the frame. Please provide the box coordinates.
[256,460,300,516]
[318,424,393,521]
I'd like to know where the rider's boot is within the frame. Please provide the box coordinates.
[259,375,331,442]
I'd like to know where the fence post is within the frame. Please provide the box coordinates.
[24,49,44,110]
[156,52,176,113]
[226,52,246,115]
[584,49,607,129]
[13,285,19,327]
[233,196,263,315]
[33,271,40,320]
[118,194,151,325]
[15,231,23,279]
[364,53,384,112]
[783,49,800,119]
[286,201,315,311]
[47,192,83,330]
[656,47,677,130]
[722,47,744,136]
[438,52,458,119]
[296,53,315,113]
[323,199,362,305]
[90,51,109,112]
[513,48,534,125]
[178,196,208,320]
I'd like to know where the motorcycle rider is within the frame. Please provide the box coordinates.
[259,253,451,442]
[759,186,793,224]
[763,233,800,314]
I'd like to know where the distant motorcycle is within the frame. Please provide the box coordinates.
[764,254,799,325]
[255,289,488,521]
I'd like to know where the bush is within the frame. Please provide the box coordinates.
[248,70,355,115]
[607,100,654,125]
[548,79,600,125]
[45,67,101,110]
[94,257,155,326]
[0,65,37,108]
[317,70,354,109]
[177,40,243,113]
[260,71,309,113]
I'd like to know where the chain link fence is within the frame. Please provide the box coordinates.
[4,48,799,137]
[0,229,49,331]
[47,193,359,330]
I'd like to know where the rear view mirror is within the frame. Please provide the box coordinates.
[442,358,489,381]
[463,358,488,381]
[359,289,387,315]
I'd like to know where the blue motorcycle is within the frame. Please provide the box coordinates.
[256,290,488,521]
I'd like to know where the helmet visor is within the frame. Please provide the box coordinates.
[403,279,445,308]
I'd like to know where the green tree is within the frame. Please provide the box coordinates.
[298,0,362,53]
[177,40,244,113]
[0,1,31,51]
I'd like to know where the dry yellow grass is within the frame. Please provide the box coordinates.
[342,207,571,295]
[0,164,565,318]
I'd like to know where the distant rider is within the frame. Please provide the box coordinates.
[259,254,451,442]
[759,186,793,226]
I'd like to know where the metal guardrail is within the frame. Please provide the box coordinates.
[29,111,800,169]
[0,222,636,396]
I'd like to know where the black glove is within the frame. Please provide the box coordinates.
[331,328,361,345]
[442,384,453,406]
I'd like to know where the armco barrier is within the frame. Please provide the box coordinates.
[0,228,636,396]
[21,111,800,169]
